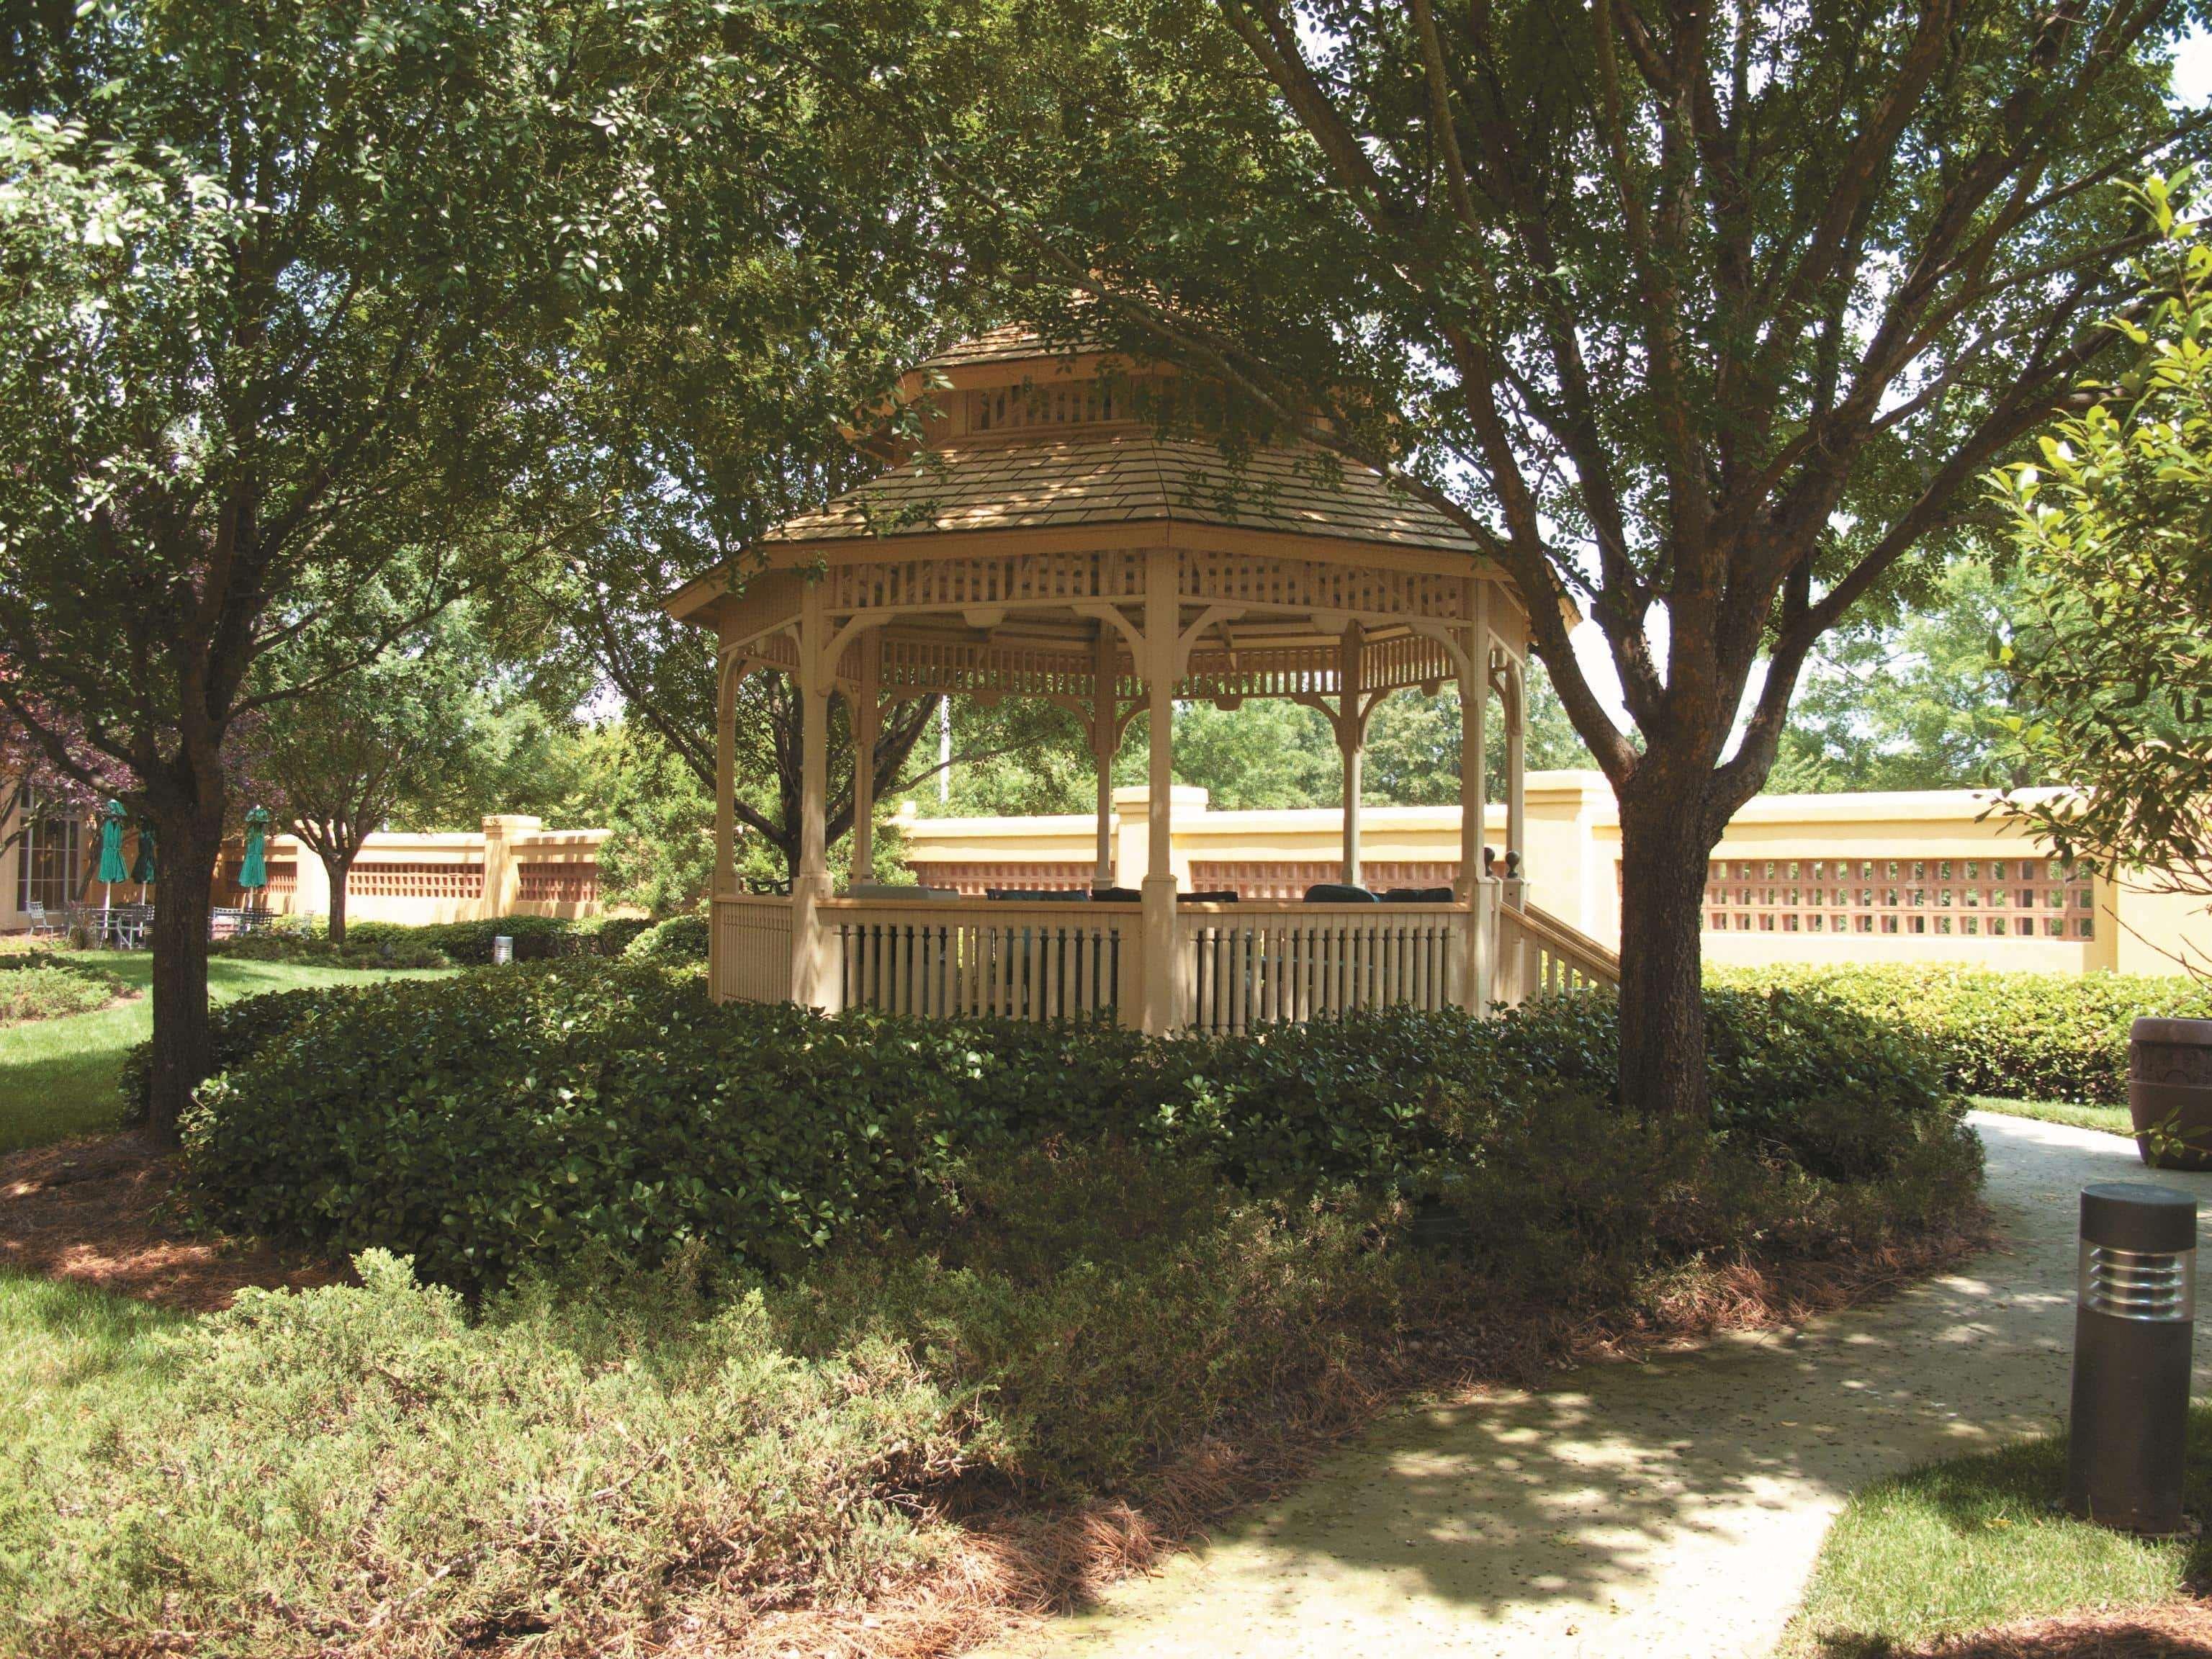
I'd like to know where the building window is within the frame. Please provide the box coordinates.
[14,791,83,914]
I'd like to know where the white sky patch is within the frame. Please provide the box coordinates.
[2173,27,2212,107]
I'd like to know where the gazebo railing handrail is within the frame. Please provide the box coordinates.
[819,895,1122,919]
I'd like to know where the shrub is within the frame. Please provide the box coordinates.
[622,911,709,963]
[181,963,1972,1292]
[119,987,348,1125]
[0,955,127,1025]
[572,914,654,956]
[1711,965,2212,1105]
[184,964,1001,1289]
[348,914,578,965]
[212,919,454,970]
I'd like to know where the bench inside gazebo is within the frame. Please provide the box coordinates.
[665,326,1617,1033]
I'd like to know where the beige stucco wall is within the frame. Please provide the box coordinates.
[271,817,610,924]
[897,771,2212,976]
[0,796,610,930]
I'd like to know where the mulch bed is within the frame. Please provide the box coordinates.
[0,1130,341,1312]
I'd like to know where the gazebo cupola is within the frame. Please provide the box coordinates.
[666,325,1600,1033]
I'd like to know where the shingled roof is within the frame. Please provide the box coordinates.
[914,323,1073,372]
[764,433,1481,556]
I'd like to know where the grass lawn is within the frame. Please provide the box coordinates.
[1783,1405,2212,1655]
[1973,1096,2134,1138]
[0,953,454,1154]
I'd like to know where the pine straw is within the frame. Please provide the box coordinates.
[0,1132,341,1310]
[1879,1601,2212,1658]
[676,1212,1995,1659]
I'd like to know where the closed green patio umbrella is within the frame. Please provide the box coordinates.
[238,807,270,911]
[131,820,156,895]
[95,800,128,912]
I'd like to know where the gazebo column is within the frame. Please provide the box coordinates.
[1334,621,1367,887]
[790,588,838,1010]
[1456,582,1491,1012]
[1092,626,1118,889]
[710,652,744,1002]
[849,631,881,884]
[1504,660,1527,903]
[1139,554,1180,1034]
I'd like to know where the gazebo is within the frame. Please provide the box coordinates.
[665,327,1616,1033]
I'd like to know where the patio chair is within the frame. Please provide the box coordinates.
[24,901,56,938]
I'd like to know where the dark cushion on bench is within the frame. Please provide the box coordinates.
[1089,886,1142,903]
[1303,883,1379,904]
[1381,886,1457,903]
[1178,889,1239,904]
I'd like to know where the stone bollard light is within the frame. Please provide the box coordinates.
[2064,1182,2198,1534]
[492,934,514,966]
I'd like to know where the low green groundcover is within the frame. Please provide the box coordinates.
[1712,965,2212,1105]
[174,961,1977,1292]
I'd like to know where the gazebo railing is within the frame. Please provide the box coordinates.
[1179,902,1466,1034]
[712,892,796,1002]
[1493,896,1620,1002]
[828,898,1131,1022]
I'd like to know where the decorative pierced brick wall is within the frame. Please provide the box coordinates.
[516,862,598,903]
[908,860,1097,896]
[348,861,485,900]
[1691,854,2098,941]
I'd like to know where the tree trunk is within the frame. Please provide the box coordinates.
[144,811,222,1148]
[323,849,351,945]
[1613,783,1719,1121]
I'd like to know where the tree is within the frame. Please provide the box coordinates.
[1771,553,2039,793]
[253,630,476,945]
[0,0,691,1141]
[835,0,2212,1115]
[1995,197,2212,909]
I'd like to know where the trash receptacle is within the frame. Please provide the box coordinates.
[2064,1182,2198,1534]
[491,934,514,966]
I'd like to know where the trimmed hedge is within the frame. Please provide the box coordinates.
[211,913,659,970]
[1710,966,2212,1105]
[180,963,1970,1291]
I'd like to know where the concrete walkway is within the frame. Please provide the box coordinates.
[983,1113,2212,1659]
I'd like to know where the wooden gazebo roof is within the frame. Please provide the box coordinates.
[757,433,1484,555]
[665,325,1524,711]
